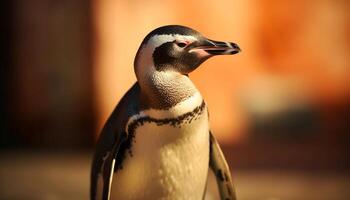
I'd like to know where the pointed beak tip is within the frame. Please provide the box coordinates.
[229,42,241,54]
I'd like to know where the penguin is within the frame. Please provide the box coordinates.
[91,25,241,200]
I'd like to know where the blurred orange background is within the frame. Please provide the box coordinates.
[1,0,350,168]
[1,0,350,199]
[93,0,350,144]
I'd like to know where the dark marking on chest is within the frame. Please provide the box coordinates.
[114,100,206,170]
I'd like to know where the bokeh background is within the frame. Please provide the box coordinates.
[1,0,350,199]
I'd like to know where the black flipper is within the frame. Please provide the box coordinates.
[101,137,125,200]
[91,130,126,200]
[209,131,237,200]
[90,83,141,200]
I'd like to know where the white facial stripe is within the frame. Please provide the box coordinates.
[135,34,197,71]
[146,34,197,50]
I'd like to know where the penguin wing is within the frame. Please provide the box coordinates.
[209,131,237,200]
[91,83,141,200]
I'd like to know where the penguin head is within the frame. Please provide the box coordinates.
[134,25,240,76]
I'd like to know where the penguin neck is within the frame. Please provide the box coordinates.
[136,66,199,110]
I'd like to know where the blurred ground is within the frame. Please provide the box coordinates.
[0,152,349,200]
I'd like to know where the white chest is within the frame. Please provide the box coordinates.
[110,102,210,200]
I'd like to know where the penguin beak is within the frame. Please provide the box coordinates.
[190,39,241,56]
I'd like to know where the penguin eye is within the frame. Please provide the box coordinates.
[175,42,188,48]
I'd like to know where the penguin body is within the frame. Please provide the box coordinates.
[110,91,209,200]
[91,25,241,200]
